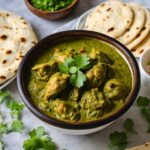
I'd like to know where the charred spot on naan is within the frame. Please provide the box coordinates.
[0,35,7,40]
[2,60,7,64]
[6,50,12,54]
[20,37,26,43]
[106,8,112,12]
[107,27,115,32]
[0,76,6,80]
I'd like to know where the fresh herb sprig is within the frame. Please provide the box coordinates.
[137,96,150,132]
[23,126,57,150]
[123,118,137,134]
[0,90,25,134]
[0,140,4,150]
[109,118,137,150]
[0,90,10,104]
[109,131,128,150]
[59,54,91,88]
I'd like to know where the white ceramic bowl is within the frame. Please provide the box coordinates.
[140,49,150,95]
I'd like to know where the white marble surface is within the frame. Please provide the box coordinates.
[1,0,150,150]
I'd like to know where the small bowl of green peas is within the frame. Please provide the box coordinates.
[25,0,79,20]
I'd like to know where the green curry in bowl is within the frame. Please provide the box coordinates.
[28,38,132,122]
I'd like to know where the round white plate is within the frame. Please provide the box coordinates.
[0,75,16,90]
[76,8,94,30]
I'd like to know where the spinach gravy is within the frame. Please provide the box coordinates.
[28,38,132,122]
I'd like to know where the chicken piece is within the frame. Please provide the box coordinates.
[89,49,112,65]
[44,72,69,100]
[86,63,106,88]
[80,88,106,110]
[32,60,57,81]
[50,99,80,121]
[80,88,106,120]
[103,79,126,100]
[67,87,80,101]
[53,48,76,63]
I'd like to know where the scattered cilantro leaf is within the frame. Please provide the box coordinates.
[0,140,4,150]
[11,120,24,133]
[141,108,150,132]
[147,61,150,66]
[6,100,25,118]
[59,54,90,88]
[0,90,10,104]
[29,126,45,138]
[0,124,9,135]
[124,118,137,134]
[23,126,57,150]
[109,131,127,150]
[0,114,3,124]
[137,96,150,107]
[74,54,90,69]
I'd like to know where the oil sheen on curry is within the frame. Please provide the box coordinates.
[28,38,132,122]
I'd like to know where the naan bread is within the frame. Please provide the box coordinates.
[117,3,146,45]
[127,8,150,50]
[130,32,150,57]
[0,11,38,84]
[126,142,150,150]
[84,0,133,38]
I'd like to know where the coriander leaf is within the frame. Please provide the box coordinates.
[6,100,25,118]
[69,66,78,74]
[74,54,90,69]
[70,71,86,88]
[0,90,10,104]
[11,120,24,133]
[58,63,69,73]
[141,108,150,132]
[23,126,57,150]
[59,57,74,73]
[29,126,45,138]
[137,96,150,107]
[109,131,127,150]
[70,74,77,86]
[0,124,9,135]
[0,114,3,124]
[123,118,137,134]
[0,140,4,150]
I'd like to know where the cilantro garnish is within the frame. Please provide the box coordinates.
[0,114,3,124]
[0,90,10,104]
[137,96,150,107]
[6,100,25,119]
[109,131,128,150]
[23,126,57,150]
[59,54,90,88]
[124,118,137,134]
[137,96,150,132]
[11,119,24,133]
[0,124,9,135]
[0,140,4,150]
[141,108,150,132]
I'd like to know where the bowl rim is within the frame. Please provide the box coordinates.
[17,30,140,130]
[25,0,79,14]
